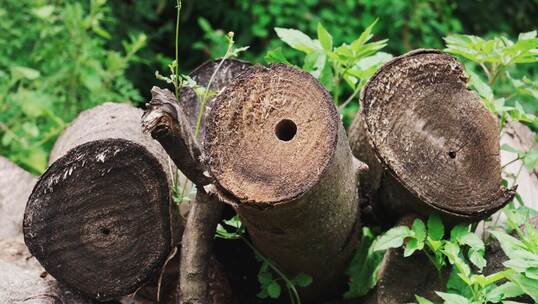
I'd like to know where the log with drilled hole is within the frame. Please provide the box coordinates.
[23,103,179,301]
[348,49,515,224]
[203,64,366,301]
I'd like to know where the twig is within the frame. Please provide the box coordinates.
[142,86,211,186]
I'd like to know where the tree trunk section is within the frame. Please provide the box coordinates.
[24,103,178,301]
[348,49,514,224]
[0,156,37,238]
[204,64,364,300]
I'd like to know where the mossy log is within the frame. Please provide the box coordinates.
[23,103,178,301]
[204,64,365,300]
[0,156,37,238]
[348,49,514,224]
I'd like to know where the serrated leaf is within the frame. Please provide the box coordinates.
[404,238,422,257]
[258,271,273,285]
[412,219,427,242]
[317,23,333,51]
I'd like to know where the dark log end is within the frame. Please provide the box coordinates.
[180,59,252,137]
[205,64,339,205]
[359,49,511,218]
[23,139,172,301]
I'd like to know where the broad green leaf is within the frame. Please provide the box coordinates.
[412,219,427,242]
[275,27,317,54]
[509,273,538,302]
[519,31,537,40]
[265,47,290,64]
[317,23,333,51]
[468,70,493,101]
[404,238,423,257]
[486,282,524,303]
[428,214,444,241]
[32,5,54,19]
[444,242,471,276]
[436,291,470,304]
[372,226,412,251]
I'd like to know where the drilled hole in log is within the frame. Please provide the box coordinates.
[448,151,457,159]
[275,119,297,141]
[100,227,111,236]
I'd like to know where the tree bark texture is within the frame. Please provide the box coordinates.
[348,49,514,223]
[24,103,178,301]
[0,156,36,238]
[0,237,95,304]
[178,191,223,304]
[204,64,365,300]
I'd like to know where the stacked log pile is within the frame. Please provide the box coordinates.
[0,51,533,304]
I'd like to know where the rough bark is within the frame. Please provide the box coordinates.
[178,191,223,304]
[348,49,514,224]
[500,121,538,210]
[204,64,365,300]
[0,156,37,238]
[0,237,95,304]
[24,103,178,301]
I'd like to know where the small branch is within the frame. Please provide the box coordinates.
[178,190,223,304]
[142,86,212,186]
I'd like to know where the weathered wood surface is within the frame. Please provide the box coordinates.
[0,238,95,304]
[24,103,177,301]
[0,156,37,238]
[204,64,365,300]
[349,49,514,223]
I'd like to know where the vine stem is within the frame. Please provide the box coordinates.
[240,236,301,304]
[174,0,182,99]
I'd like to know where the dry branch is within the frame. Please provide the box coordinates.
[348,49,515,224]
[204,64,365,300]
[24,103,178,301]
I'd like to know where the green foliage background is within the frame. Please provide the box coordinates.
[0,0,536,174]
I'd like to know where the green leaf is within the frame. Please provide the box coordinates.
[428,214,444,241]
[415,295,435,304]
[352,18,379,50]
[436,292,470,304]
[267,281,281,299]
[404,238,423,257]
[444,242,471,277]
[258,271,273,285]
[32,5,54,19]
[317,23,333,51]
[372,226,412,252]
[412,219,427,242]
[275,27,317,54]
[344,227,385,298]
[293,273,313,287]
[486,282,524,302]
[509,273,538,302]
[10,66,40,80]
[265,47,290,64]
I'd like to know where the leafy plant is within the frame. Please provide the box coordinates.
[0,0,145,173]
[268,20,392,124]
[216,215,312,304]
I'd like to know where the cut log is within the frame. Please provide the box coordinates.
[348,49,514,223]
[0,156,37,238]
[24,103,178,301]
[204,64,365,300]
[0,238,94,304]
[180,59,252,139]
